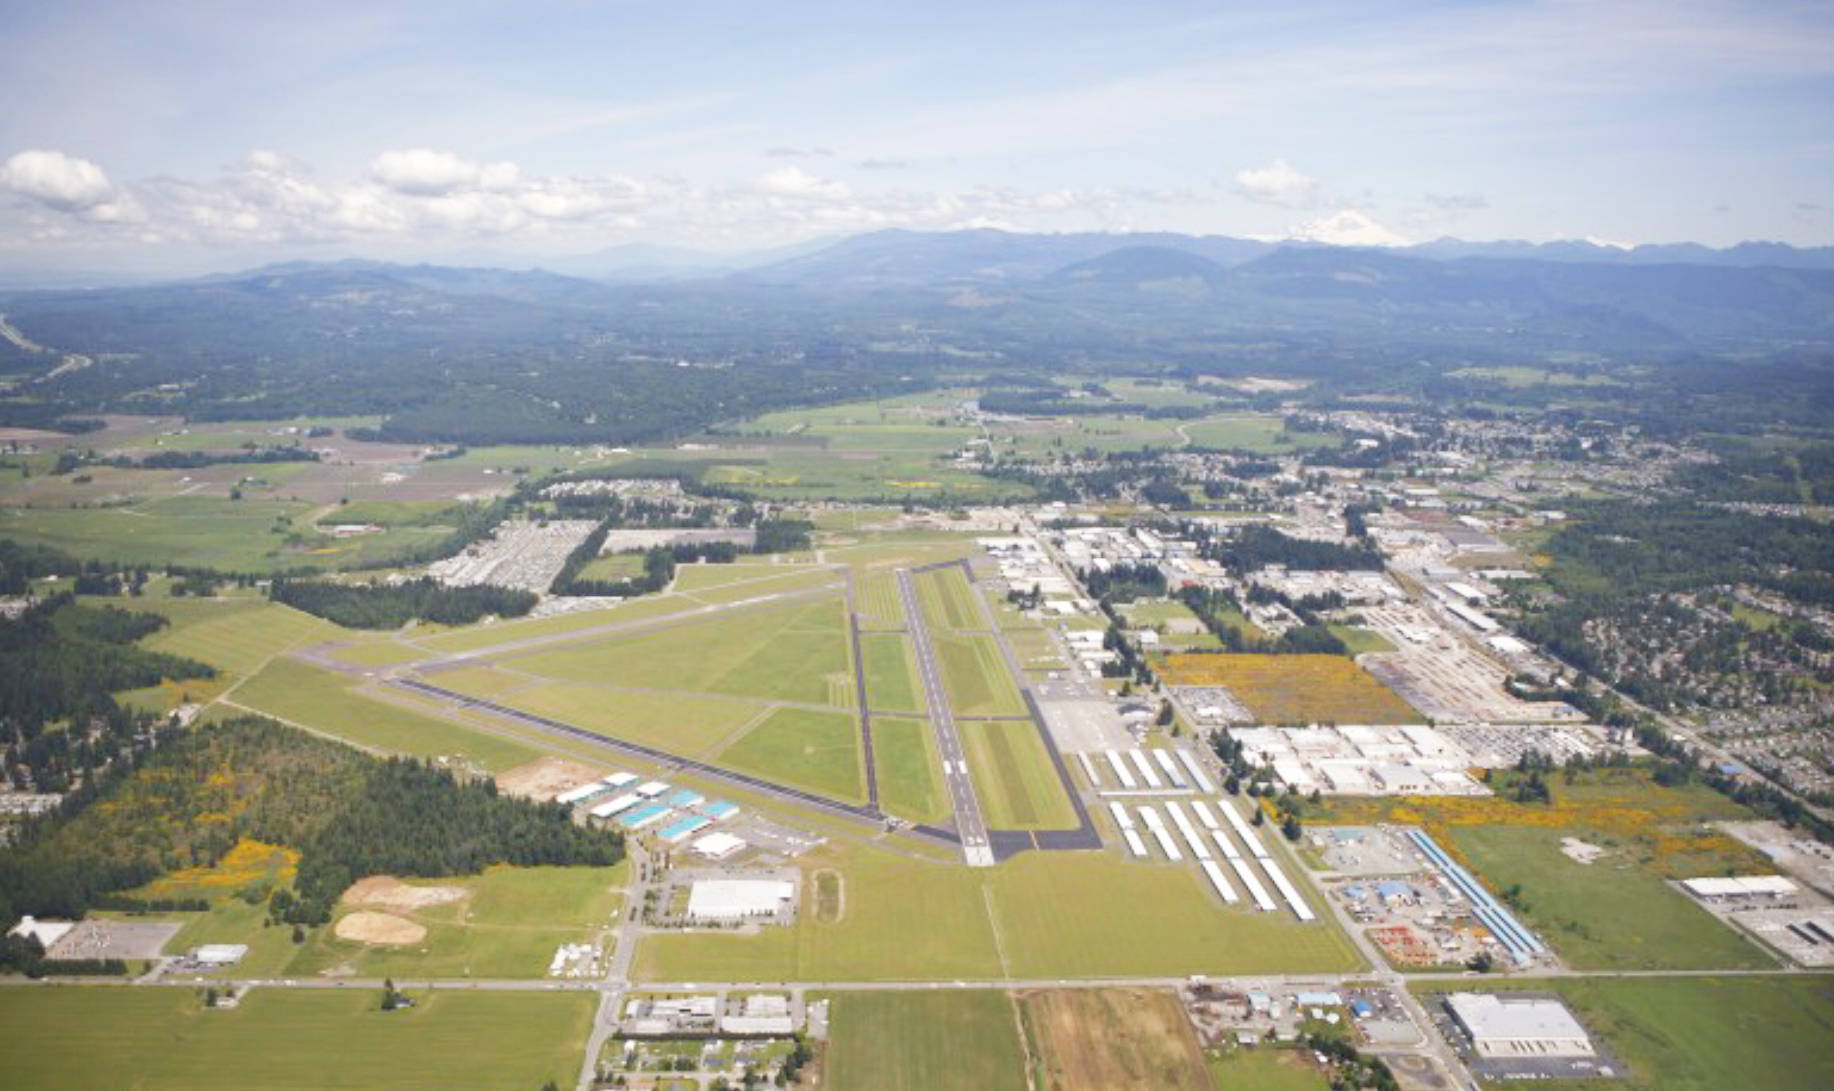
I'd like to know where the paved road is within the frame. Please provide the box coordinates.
[898,567,995,867]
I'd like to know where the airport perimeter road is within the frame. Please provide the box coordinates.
[898,568,995,867]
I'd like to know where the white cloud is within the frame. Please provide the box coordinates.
[371,148,515,196]
[1,149,119,213]
[754,166,850,200]
[1232,158,1318,208]
[1288,209,1409,247]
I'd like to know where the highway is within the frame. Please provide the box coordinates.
[898,567,995,867]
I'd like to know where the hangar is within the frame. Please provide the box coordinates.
[1445,993,1594,1059]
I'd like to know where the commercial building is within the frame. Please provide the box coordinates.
[1680,875,1798,902]
[1445,993,1594,1059]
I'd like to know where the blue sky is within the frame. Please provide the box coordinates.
[2,0,1830,271]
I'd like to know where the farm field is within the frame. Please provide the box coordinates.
[0,987,593,1090]
[713,706,866,803]
[227,658,539,773]
[937,632,1028,717]
[1159,653,1419,724]
[961,719,1079,830]
[871,716,946,824]
[823,991,1029,1091]
[1020,988,1210,1091]
[1414,976,1834,1091]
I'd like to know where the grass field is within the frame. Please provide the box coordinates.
[860,632,921,712]
[1326,624,1396,655]
[675,566,844,603]
[824,991,1028,1091]
[0,987,593,1090]
[1415,976,1834,1091]
[576,551,648,581]
[295,864,626,978]
[322,639,428,668]
[468,680,767,757]
[961,719,1079,830]
[228,657,539,772]
[1205,1049,1332,1090]
[1020,988,1210,1091]
[414,593,702,654]
[136,598,337,678]
[507,597,854,707]
[1312,767,1772,971]
[1160,653,1419,724]
[1446,824,1772,970]
[937,633,1028,717]
[871,717,947,824]
[986,852,1362,978]
[714,706,866,803]
[915,565,984,632]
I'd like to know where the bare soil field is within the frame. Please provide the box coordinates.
[342,877,468,912]
[333,911,427,945]
[494,756,605,800]
[1020,988,1210,1091]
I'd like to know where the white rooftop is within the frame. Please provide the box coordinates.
[7,916,74,950]
[691,831,747,859]
[686,879,795,920]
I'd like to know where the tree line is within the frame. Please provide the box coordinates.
[270,576,536,629]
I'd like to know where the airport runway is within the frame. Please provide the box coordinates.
[897,567,995,867]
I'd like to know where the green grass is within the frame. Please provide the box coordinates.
[1415,976,1834,1091]
[986,852,1363,978]
[872,717,947,824]
[324,639,427,668]
[576,551,649,581]
[670,561,815,591]
[937,633,1027,717]
[136,598,338,678]
[1446,824,1774,971]
[636,840,1003,982]
[961,720,1078,830]
[317,499,461,526]
[415,593,699,654]
[228,658,539,773]
[714,706,866,803]
[824,991,1028,1091]
[507,597,854,706]
[916,565,983,632]
[0,986,593,1090]
[1205,1049,1332,1090]
[293,864,626,979]
[1326,624,1395,655]
[472,681,767,757]
[1180,413,1339,453]
[861,632,921,712]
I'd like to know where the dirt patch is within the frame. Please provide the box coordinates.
[342,875,468,911]
[494,756,605,800]
[1560,836,1610,865]
[334,911,427,946]
[1021,988,1210,1091]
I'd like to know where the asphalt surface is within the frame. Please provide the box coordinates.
[897,567,995,867]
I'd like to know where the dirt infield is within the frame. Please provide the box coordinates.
[494,756,605,800]
[334,911,427,945]
[1020,988,1210,1091]
[342,876,468,911]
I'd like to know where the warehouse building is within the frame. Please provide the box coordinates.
[685,879,796,921]
[1445,993,1594,1058]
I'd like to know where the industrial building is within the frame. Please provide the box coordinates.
[1680,875,1798,903]
[1445,993,1594,1059]
[685,879,796,921]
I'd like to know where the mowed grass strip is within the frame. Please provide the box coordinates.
[962,720,1078,830]
[987,853,1364,978]
[415,593,701,654]
[854,570,907,627]
[487,683,766,758]
[871,717,947,825]
[937,633,1027,717]
[1159,653,1419,725]
[860,632,921,712]
[137,598,337,678]
[825,991,1028,1091]
[1414,976,1834,1091]
[714,706,866,803]
[229,658,537,772]
[0,986,594,1091]
[508,598,853,707]
[915,565,982,632]
[1021,988,1211,1091]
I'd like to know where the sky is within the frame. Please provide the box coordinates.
[1,0,1831,274]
